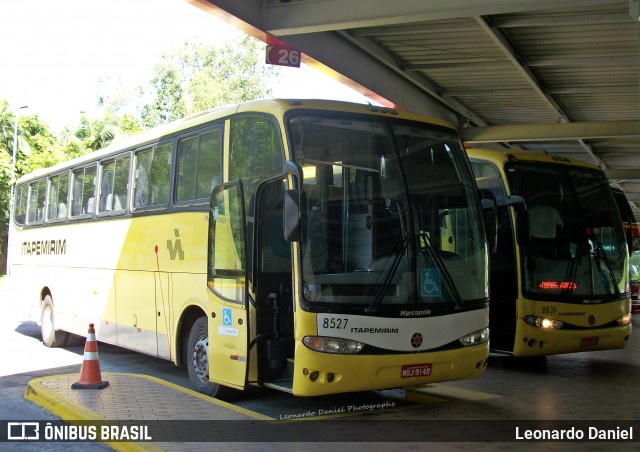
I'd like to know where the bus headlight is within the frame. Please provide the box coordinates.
[458,328,489,346]
[303,336,364,354]
[524,315,564,329]
[617,314,631,326]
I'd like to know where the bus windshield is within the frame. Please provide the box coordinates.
[507,162,628,299]
[288,113,488,311]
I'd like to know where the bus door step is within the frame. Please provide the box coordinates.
[264,380,293,393]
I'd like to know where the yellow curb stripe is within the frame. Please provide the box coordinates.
[24,373,209,452]
[404,390,449,405]
[25,375,104,421]
[405,384,499,402]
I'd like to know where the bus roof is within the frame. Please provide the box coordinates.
[465,147,602,172]
[17,98,455,184]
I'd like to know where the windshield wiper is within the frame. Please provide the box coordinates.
[590,233,620,297]
[561,242,580,296]
[365,236,409,313]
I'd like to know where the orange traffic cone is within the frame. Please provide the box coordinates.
[71,323,109,389]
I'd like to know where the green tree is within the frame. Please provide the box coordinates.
[75,112,119,152]
[139,35,280,128]
[0,100,57,274]
[58,111,141,160]
[119,114,143,136]
[20,115,62,174]
[140,61,187,128]
[0,33,281,274]
[0,101,12,274]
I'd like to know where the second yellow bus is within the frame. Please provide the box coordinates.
[469,148,632,357]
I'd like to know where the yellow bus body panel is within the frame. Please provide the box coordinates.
[10,211,214,363]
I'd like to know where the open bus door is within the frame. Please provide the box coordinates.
[245,165,305,392]
[206,180,250,391]
[248,176,299,391]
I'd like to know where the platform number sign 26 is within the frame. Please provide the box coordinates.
[265,45,301,68]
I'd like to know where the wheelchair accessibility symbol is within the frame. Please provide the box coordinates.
[222,308,232,326]
[420,269,441,297]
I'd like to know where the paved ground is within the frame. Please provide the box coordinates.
[1,275,638,451]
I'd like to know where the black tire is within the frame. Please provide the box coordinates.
[186,316,236,399]
[40,295,69,348]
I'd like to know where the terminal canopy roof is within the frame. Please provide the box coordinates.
[190,0,640,217]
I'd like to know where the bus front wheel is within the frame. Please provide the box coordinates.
[186,316,236,399]
[41,295,68,348]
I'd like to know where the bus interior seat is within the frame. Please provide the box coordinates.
[260,182,327,277]
[105,194,124,211]
[57,203,67,219]
[263,212,292,273]
[85,197,95,214]
[528,204,563,260]
[114,194,124,210]
[105,194,113,211]
[529,205,562,239]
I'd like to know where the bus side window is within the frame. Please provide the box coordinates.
[176,127,221,203]
[113,154,130,211]
[151,144,172,206]
[47,172,69,221]
[72,170,82,216]
[177,136,197,201]
[196,131,220,199]
[71,165,97,217]
[13,184,28,225]
[84,165,97,215]
[100,164,114,212]
[99,154,130,213]
[27,179,46,225]
[134,151,151,208]
[134,143,172,209]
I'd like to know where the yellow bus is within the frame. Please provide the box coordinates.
[468,148,632,357]
[8,99,490,397]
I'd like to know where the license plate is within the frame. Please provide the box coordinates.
[401,363,432,378]
[581,337,599,347]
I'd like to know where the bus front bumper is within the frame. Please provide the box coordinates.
[290,340,489,397]
[512,320,632,357]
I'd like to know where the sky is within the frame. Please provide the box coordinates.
[0,0,372,133]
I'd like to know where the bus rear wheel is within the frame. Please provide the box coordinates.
[41,295,68,348]
[186,316,236,399]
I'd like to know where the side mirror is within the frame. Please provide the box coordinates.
[282,160,307,242]
[509,195,529,245]
[283,189,307,242]
[479,189,498,255]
